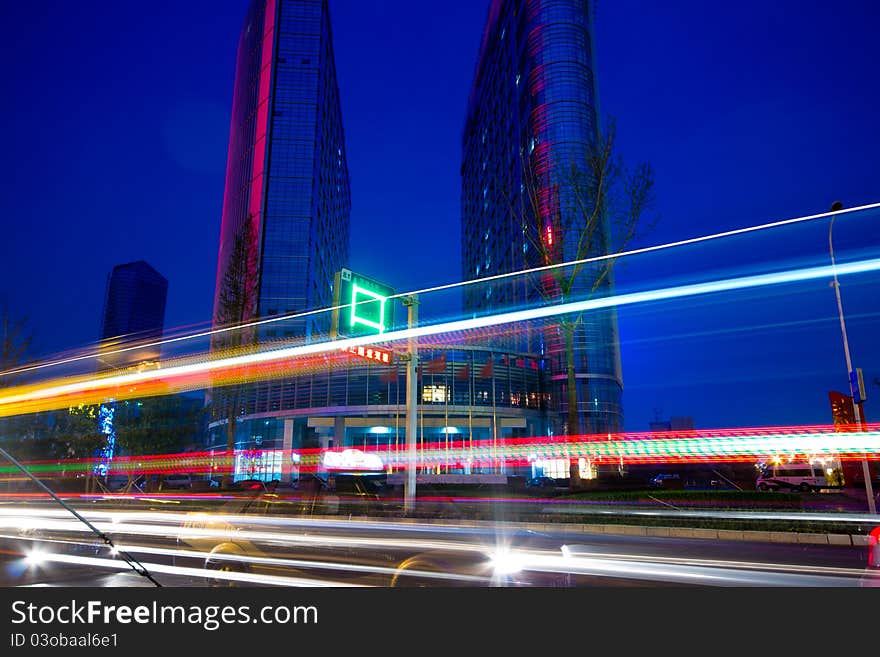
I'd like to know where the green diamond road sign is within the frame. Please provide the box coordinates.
[331,269,395,338]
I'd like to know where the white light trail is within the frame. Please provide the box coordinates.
[7,525,872,587]
[3,256,880,410]
[4,201,878,380]
[24,552,362,587]
[0,514,493,556]
[2,503,876,533]
[549,549,862,586]
[115,544,490,584]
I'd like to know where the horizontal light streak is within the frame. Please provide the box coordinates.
[22,552,361,587]
[6,513,874,587]
[0,514,493,558]
[3,257,880,418]
[557,545,872,579]
[377,429,880,466]
[1,426,878,481]
[7,201,877,382]
[116,543,490,584]
[21,543,871,587]
[548,549,861,586]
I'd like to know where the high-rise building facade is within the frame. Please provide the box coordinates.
[99,260,167,366]
[209,0,351,464]
[212,0,350,345]
[461,0,624,436]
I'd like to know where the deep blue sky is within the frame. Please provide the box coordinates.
[1,0,878,430]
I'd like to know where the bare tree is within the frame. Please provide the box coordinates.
[514,119,656,482]
[211,220,260,486]
[0,308,34,467]
[0,306,33,388]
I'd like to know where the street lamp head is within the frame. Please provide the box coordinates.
[830,201,843,212]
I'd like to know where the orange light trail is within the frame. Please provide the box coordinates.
[4,256,880,419]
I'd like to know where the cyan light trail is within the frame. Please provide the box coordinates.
[2,256,880,417]
[3,201,878,381]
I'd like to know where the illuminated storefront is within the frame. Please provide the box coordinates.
[208,345,550,481]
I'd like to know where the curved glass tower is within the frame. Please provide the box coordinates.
[461,0,623,436]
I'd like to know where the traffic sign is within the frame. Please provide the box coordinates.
[331,269,395,338]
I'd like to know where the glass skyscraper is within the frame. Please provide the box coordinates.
[461,0,624,436]
[212,0,350,344]
[209,0,350,464]
[205,0,557,483]
[99,260,167,366]
[211,0,350,397]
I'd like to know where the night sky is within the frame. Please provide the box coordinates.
[1,0,878,430]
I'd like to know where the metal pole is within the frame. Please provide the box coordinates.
[829,204,876,514]
[0,446,161,586]
[492,362,499,474]
[468,350,473,474]
[444,358,449,474]
[403,295,419,515]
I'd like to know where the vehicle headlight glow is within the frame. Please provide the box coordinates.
[25,549,47,567]
[489,548,523,575]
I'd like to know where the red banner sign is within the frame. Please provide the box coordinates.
[342,345,392,364]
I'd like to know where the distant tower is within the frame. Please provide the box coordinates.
[95,259,167,476]
[99,260,167,368]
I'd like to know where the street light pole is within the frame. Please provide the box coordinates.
[829,201,876,514]
[402,295,419,515]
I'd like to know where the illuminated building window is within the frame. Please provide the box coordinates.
[578,458,597,480]
[422,385,448,403]
[532,458,568,479]
[234,449,283,482]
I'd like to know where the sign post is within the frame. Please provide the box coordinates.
[331,269,415,510]
[403,295,419,515]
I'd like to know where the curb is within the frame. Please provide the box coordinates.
[375,516,871,547]
[545,522,869,546]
